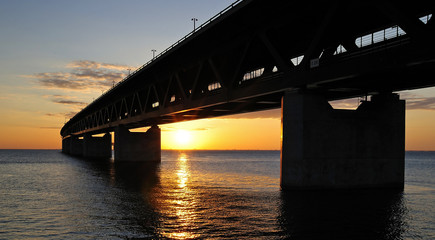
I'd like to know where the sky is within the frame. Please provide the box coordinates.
[0,0,434,150]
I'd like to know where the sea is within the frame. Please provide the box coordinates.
[0,150,433,239]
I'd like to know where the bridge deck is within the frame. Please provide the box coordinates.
[61,0,435,137]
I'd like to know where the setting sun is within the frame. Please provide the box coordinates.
[175,130,192,146]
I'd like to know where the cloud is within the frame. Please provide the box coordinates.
[325,95,435,111]
[405,97,435,110]
[45,113,60,117]
[192,128,209,131]
[161,126,211,132]
[34,73,87,89]
[67,60,130,71]
[328,98,361,110]
[45,111,78,119]
[64,111,79,119]
[45,94,87,107]
[221,109,281,119]
[52,99,87,106]
[43,95,85,120]
[399,92,435,110]
[30,60,133,91]
[39,126,61,130]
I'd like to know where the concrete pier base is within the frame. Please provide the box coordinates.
[62,137,71,154]
[114,125,161,162]
[280,92,405,190]
[70,136,83,156]
[83,133,112,159]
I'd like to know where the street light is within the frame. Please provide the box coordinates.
[151,49,156,59]
[191,18,198,31]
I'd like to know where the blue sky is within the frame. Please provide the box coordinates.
[0,0,234,116]
[0,0,232,72]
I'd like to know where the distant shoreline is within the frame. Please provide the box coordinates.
[0,149,434,152]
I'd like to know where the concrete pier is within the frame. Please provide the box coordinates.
[62,137,71,154]
[70,136,83,156]
[114,125,161,162]
[280,92,405,190]
[83,133,112,159]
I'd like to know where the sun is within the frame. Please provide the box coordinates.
[175,130,192,146]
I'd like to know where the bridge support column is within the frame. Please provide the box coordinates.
[280,92,405,190]
[114,125,161,162]
[62,137,71,154]
[83,133,112,159]
[69,136,83,156]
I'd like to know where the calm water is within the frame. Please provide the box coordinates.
[0,150,433,239]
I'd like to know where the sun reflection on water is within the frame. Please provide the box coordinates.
[177,155,188,189]
[161,152,200,239]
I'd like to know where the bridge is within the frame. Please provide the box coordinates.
[61,0,435,190]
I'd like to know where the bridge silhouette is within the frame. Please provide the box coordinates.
[61,0,435,190]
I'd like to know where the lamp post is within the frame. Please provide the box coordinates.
[191,18,198,31]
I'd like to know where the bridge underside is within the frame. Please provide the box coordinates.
[61,0,433,189]
[61,91,406,189]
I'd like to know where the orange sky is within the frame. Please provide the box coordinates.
[405,109,435,150]
[0,102,434,150]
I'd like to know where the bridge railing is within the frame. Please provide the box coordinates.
[89,0,245,108]
[138,0,245,70]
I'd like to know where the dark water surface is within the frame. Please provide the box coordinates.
[0,150,433,239]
